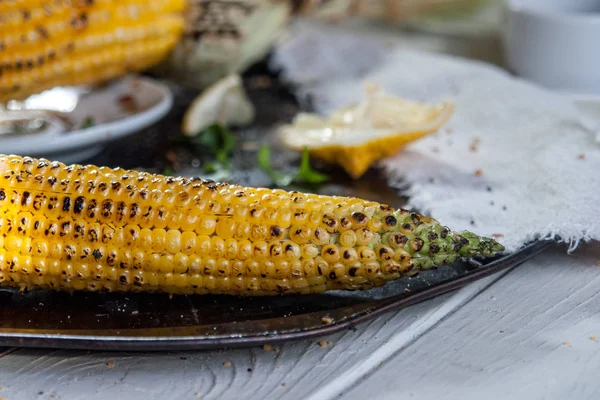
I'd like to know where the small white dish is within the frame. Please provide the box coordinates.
[0,75,173,164]
[504,0,600,95]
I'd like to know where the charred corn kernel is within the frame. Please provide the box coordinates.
[0,0,185,102]
[0,155,504,295]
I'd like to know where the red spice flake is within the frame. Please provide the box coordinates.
[249,75,272,89]
[117,94,138,113]
[474,169,483,177]
[491,233,504,239]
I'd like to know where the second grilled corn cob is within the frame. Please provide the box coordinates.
[0,0,185,102]
[0,155,504,295]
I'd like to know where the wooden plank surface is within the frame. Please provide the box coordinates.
[0,245,597,399]
[0,272,507,400]
[345,243,600,400]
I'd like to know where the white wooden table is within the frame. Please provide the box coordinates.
[1,243,598,400]
[1,27,599,400]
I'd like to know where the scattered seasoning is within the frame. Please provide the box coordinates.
[105,362,115,368]
[469,137,480,152]
[240,141,260,151]
[223,361,232,367]
[249,75,272,89]
[194,392,202,398]
[117,94,138,113]
[262,344,272,351]
[318,340,332,348]
[247,368,252,372]
[470,220,475,226]
[321,316,333,324]
[578,153,586,160]
[563,341,570,346]
[590,336,597,342]
[486,186,492,192]
[502,205,507,211]
[474,169,483,177]
[80,116,95,129]
[491,233,504,239]
[281,383,286,387]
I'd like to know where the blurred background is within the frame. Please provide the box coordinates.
[0,0,585,185]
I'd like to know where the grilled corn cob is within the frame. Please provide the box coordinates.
[0,155,504,295]
[0,0,185,102]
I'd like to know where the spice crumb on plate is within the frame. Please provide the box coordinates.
[578,153,586,160]
[474,169,483,177]
[469,137,480,152]
[590,336,597,341]
[223,362,232,367]
[321,316,333,324]
[105,362,115,368]
[563,341,570,346]
[318,340,333,348]
[491,233,504,239]
[263,344,272,351]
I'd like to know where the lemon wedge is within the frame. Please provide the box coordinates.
[182,74,255,136]
[279,84,454,178]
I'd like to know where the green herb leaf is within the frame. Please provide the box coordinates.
[162,167,174,176]
[257,145,295,187]
[296,147,329,184]
[81,116,95,129]
[258,145,329,187]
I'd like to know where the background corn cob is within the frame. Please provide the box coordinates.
[0,0,185,102]
[0,155,503,295]
[154,0,293,89]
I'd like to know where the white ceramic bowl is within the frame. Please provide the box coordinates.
[504,0,600,96]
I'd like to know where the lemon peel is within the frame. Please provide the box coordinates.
[280,84,454,178]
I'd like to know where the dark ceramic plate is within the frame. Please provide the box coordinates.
[0,66,551,351]
[0,240,550,351]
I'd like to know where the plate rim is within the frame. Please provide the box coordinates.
[0,241,552,351]
[0,76,173,156]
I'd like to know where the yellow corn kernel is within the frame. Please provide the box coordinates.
[0,1,185,102]
[0,156,502,295]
